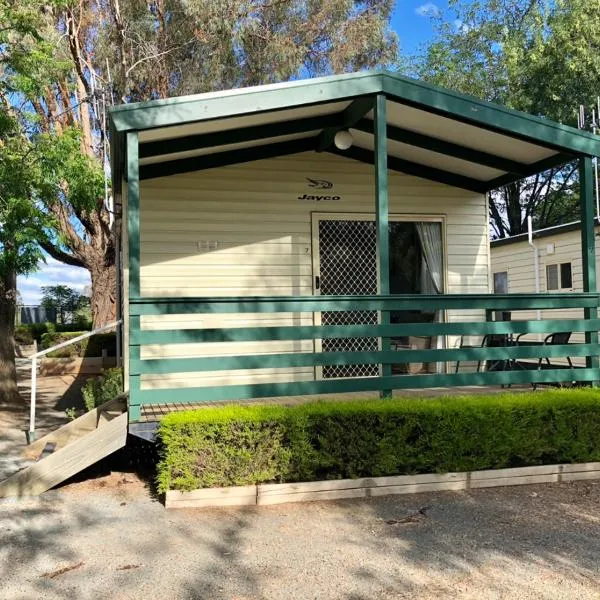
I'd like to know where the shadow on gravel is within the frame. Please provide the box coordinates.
[336,483,600,598]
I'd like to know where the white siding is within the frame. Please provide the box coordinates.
[137,151,489,390]
[491,228,596,366]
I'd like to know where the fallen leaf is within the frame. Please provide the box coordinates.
[41,562,84,579]
[116,564,141,571]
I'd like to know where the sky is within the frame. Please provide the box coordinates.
[16,0,449,305]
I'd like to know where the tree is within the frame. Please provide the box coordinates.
[40,284,84,324]
[0,107,44,405]
[1,0,398,325]
[414,0,600,238]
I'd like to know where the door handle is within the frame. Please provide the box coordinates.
[315,275,320,290]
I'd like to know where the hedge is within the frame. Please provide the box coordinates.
[40,332,116,358]
[156,389,600,493]
[82,368,123,411]
[21,322,92,344]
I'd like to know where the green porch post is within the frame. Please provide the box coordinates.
[374,94,392,397]
[127,132,142,421]
[579,156,599,375]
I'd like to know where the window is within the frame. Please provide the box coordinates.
[560,262,572,288]
[546,264,559,290]
[493,271,508,294]
[546,262,572,290]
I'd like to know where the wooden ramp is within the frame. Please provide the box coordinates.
[0,396,128,498]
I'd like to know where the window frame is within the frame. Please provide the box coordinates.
[546,261,572,291]
[493,271,508,294]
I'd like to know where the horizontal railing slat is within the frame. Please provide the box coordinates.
[131,343,599,375]
[131,319,600,345]
[129,293,600,315]
[134,367,600,404]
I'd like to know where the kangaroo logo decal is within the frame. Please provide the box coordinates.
[306,177,333,190]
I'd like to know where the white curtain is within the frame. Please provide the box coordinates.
[416,223,443,294]
[416,222,444,373]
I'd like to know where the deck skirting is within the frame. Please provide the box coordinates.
[164,462,600,508]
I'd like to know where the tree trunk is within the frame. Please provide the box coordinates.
[90,263,117,328]
[0,269,19,406]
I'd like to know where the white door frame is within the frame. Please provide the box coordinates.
[310,212,447,379]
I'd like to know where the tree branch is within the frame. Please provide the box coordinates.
[38,240,85,268]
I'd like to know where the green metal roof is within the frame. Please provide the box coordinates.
[109,70,600,194]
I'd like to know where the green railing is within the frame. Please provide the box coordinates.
[128,293,600,420]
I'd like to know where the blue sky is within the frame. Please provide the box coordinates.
[17,1,448,305]
[392,0,448,55]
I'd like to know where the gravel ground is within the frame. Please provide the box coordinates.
[2,475,600,600]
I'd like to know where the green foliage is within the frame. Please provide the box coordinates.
[413,0,600,237]
[22,321,91,343]
[157,390,600,493]
[13,326,34,345]
[81,367,123,412]
[40,284,87,324]
[65,407,78,421]
[40,331,116,358]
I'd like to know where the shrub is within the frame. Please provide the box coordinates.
[41,331,116,358]
[156,389,600,493]
[82,367,123,411]
[14,326,34,345]
[23,321,92,344]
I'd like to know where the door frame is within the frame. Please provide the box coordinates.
[310,212,447,379]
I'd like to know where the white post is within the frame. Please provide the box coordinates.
[29,356,37,441]
[528,216,542,341]
[25,319,122,443]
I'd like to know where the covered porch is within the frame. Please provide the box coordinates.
[108,71,600,426]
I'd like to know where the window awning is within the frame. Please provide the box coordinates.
[109,70,600,194]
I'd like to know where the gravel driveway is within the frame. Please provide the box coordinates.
[2,475,600,600]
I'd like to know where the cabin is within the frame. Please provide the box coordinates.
[7,70,600,498]
[491,218,600,367]
[105,70,600,438]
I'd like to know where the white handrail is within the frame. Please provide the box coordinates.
[28,320,122,442]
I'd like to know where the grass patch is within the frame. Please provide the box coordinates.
[156,389,600,493]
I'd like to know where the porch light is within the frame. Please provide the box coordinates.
[334,129,353,150]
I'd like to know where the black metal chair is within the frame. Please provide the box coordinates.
[514,331,573,390]
[515,331,573,370]
[455,334,510,373]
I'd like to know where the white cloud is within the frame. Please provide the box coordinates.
[18,262,91,305]
[415,3,441,17]
[454,19,472,34]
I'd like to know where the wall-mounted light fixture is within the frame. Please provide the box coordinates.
[334,130,353,150]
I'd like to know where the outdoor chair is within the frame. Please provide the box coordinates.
[514,331,573,369]
[454,334,510,374]
[514,331,573,390]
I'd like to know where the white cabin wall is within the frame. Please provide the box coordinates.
[137,151,489,389]
[491,227,598,366]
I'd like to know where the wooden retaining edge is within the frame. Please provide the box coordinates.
[164,462,600,509]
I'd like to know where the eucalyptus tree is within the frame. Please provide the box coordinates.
[1,0,398,325]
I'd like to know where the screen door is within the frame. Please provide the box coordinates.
[316,217,379,378]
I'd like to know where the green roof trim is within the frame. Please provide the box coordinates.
[110,70,600,158]
[109,70,600,194]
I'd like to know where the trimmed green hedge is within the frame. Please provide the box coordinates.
[156,390,600,493]
[40,332,116,358]
[22,322,92,344]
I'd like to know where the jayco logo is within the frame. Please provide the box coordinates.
[306,177,333,189]
[298,177,341,201]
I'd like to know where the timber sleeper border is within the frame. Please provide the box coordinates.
[164,462,600,508]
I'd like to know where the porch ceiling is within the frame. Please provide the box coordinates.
[110,71,600,194]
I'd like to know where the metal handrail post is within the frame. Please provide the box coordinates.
[28,356,37,443]
[27,319,122,442]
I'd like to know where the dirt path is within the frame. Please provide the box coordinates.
[1,476,600,600]
[0,359,90,479]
